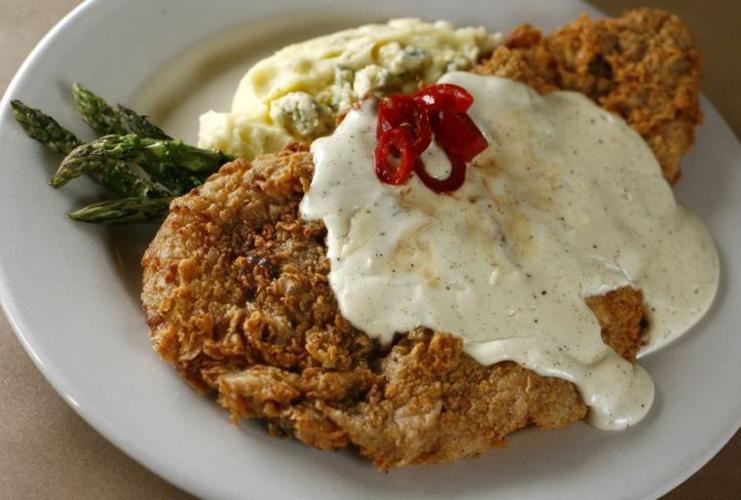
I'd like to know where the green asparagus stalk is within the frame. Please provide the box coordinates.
[52,134,232,190]
[73,83,171,139]
[68,196,174,224]
[93,161,175,198]
[116,104,171,140]
[72,83,128,136]
[10,100,81,155]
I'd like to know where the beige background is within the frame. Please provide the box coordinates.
[0,0,738,498]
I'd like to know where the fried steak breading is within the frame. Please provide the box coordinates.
[474,8,702,183]
[142,147,647,469]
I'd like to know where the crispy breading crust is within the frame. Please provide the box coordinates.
[474,8,702,183]
[142,148,646,469]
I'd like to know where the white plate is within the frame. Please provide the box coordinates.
[0,1,739,498]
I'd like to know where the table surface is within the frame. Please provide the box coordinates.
[0,0,738,498]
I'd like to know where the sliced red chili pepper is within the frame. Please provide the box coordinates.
[377,96,431,155]
[376,96,414,138]
[413,84,474,114]
[374,127,416,185]
[431,109,488,162]
[414,152,468,193]
[407,108,432,155]
[373,83,487,193]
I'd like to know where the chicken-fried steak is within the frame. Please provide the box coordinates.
[141,8,702,469]
[142,148,646,469]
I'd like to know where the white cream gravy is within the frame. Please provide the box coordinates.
[300,72,719,430]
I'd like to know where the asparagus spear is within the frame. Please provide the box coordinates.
[49,151,175,197]
[72,83,128,136]
[94,161,175,198]
[73,83,171,139]
[10,100,81,155]
[52,135,232,190]
[68,196,174,224]
[116,104,171,140]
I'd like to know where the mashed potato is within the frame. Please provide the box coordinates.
[198,18,501,159]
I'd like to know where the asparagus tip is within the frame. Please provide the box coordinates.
[49,176,66,188]
[10,99,32,119]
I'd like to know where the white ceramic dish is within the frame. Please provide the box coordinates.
[1,1,739,498]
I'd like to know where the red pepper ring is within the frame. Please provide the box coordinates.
[413,83,474,114]
[431,109,488,162]
[414,152,468,193]
[406,106,432,155]
[374,127,417,185]
[377,96,432,155]
[376,96,415,138]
